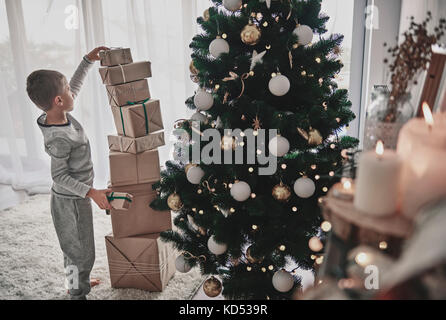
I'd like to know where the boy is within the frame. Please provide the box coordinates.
[26,47,112,300]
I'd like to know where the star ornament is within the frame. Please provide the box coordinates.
[250,50,267,71]
[252,116,262,131]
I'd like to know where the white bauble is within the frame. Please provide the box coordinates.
[191,112,208,124]
[175,255,192,273]
[294,177,316,199]
[187,166,205,185]
[293,25,313,46]
[269,136,290,157]
[209,38,230,59]
[269,75,291,97]
[230,181,252,202]
[223,0,242,11]
[194,90,214,111]
[272,270,294,293]
[208,236,228,255]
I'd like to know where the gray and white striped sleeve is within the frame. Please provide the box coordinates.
[69,56,94,99]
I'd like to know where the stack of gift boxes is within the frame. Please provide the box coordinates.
[98,48,176,292]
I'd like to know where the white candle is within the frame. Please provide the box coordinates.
[354,141,403,216]
[397,104,446,218]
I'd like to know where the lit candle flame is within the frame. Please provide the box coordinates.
[422,102,434,128]
[375,141,384,156]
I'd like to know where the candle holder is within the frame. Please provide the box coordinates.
[332,178,355,201]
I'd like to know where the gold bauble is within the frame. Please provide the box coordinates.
[246,245,264,264]
[190,61,199,75]
[272,182,292,203]
[241,24,262,46]
[203,9,210,22]
[167,193,183,211]
[308,129,323,146]
[203,276,222,298]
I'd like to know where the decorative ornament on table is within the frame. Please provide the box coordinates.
[223,0,242,12]
[230,181,252,202]
[250,50,267,71]
[294,177,316,199]
[209,36,230,59]
[190,111,209,125]
[298,128,323,146]
[272,269,295,293]
[293,24,314,46]
[167,193,183,211]
[246,245,265,264]
[194,89,214,111]
[203,276,223,298]
[269,73,290,97]
[175,254,193,273]
[241,23,262,46]
[208,236,228,255]
[186,166,205,185]
[272,182,292,203]
[269,135,290,157]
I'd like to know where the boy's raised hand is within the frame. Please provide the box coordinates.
[87,188,113,211]
[86,46,110,62]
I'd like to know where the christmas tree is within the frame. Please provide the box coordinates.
[151,0,358,300]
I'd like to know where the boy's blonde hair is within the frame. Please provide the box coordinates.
[26,70,66,112]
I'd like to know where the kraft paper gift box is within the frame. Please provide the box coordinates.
[108,132,165,155]
[109,183,172,238]
[107,192,134,211]
[99,48,133,67]
[106,79,151,108]
[111,99,164,138]
[105,233,176,291]
[109,149,161,187]
[99,61,152,86]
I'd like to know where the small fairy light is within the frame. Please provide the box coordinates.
[215,84,220,90]
[322,187,328,193]
[268,265,274,271]
[257,149,262,155]
[261,267,267,273]
[311,255,317,260]
[330,144,336,149]
[301,70,307,76]
[355,252,372,267]
[271,72,277,78]
[229,183,233,188]
[251,193,257,199]
[263,21,268,27]
[266,44,271,50]
[256,12,263,20]
[253,130,259,136]
[281,164,287,170]
[311,164,317,170]
[197,189,203,194]
[336,118,341,123]
[293,43,299,49]
[247,266,252,272]
[239,142,245,147]
[249,167,254,173]
[321,221,332,232]
[279,245,286,252]
[318,197,324,204]
[222,33,228,39]
[329,171,335,177]
[292,207,298,212]
[379,241,388,250]
[230,208,236,213]
[199,210,204,215]
[315,256,324,265]
[252,225,258,230]
[192,208,197,212]
[319,78,324,84]
[249,71,255,76]
[315,57,321,63]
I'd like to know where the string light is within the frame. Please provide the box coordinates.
[315,175,321,180]
[330,144,336,149]
[281,164,287,170]
[329,171,335,177]
[199,210,204,215]
[279,245,286,251]
[230,208,236,213]
[311,165,317,170]
[215,84,220,90]
[247,266,252,271]
[355,252,371,267]
[379,241,388,250]
[311,255,317,260]
[222,33,228,39]
[301,70,307,76]
[315,57,321,63]
[321,221,332,232]
[192,208,197,212]
[251,193,257,199]
[316,256,324,265]
[197,189,203,194]
[263,21,268,27]
[261,267,267,273]
[266,44,271,50]
[322,187,328,193]
[249,71,255,76]
[252,225,258,230]
[292,207,298,212]
[271,72,277,78]
[249,167,254,173]
[268,265,274,271]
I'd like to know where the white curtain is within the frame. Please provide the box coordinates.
[0,0,209,210]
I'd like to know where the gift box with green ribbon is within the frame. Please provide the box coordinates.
[108,132,165,155]
[111,99,164,138]
[99,61,152,86]
[107,192,134,211]
[109,149,161,187]
[106,79,151,108]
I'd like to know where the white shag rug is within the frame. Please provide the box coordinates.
[0,194,204,300]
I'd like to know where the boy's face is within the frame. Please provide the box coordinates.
[54,77,74,112]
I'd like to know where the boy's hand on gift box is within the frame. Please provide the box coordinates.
[86,46,110,62]
[87,188,113,211]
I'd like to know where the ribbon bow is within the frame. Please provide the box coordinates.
[183,251,207,262]
[222,71,251,99]
[119,98,151,136]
